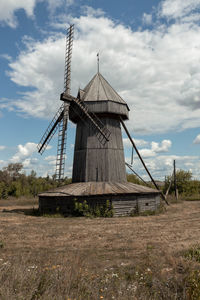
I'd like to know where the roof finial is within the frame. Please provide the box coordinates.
[97,52,99,73]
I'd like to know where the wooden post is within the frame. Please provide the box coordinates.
[131,147,134,165]
[174,160,178,200]
[120,117,169,205]
[165,172,173,198]
[125,162,149,186]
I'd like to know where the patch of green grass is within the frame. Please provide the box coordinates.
[27,208,65,218]
[130,203,166,217]
[42,213,64,218]
[183,196,200,201]
[184,245,200,263]
[187,270,200,300]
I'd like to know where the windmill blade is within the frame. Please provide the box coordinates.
[55,103,69,180]
[54,25,74,181]
[62,25,111,146]
[37,104,64,154]
[64,24,74,94]
[72,97,111,145]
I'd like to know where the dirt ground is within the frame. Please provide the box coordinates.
[0,200,200,264]
[1,199,200,299]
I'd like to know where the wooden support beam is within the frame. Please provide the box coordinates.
[120,117,169,205]
[165,174,172,198]
[125,162,150,186]
[174,160,178,200]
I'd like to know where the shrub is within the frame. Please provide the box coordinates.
[74,199,113,217]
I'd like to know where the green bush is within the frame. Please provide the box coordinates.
[0,182,8,199]
[127,174,145,186]
[74,199,113,217]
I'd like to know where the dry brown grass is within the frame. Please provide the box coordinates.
[0,196,38,207]
[0,198,200,299]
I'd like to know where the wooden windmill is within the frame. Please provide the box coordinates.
[37,25,111,180]
[38,25,166,216]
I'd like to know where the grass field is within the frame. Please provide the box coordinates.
[0,197,200,299]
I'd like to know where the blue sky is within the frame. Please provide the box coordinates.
[0,0,200,180]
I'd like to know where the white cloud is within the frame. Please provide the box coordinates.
[126,153,199,180]
[10,142,37,163]
[159,0,200,19]
[22,157,38,169]
[0,146,6,150]
[0,54,12,61]
[81,6,105,17]
[135,139,172,158]
[151,140,171,153]
[142,13,152,25]
[193,134,200,144]
[0,0,74,28]
[44,155,56,161]
[46,0,74,14]
[8,35,66,118]
[44,155,57,165]
[139,148,156,158]
[3,3,200,136]
[7,142,55,174]
[0,0,36,28]
[123,138,149,148]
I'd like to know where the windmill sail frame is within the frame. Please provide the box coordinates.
[37,24,111,180]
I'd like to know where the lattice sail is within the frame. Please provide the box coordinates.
[54,24,74,180]
[64,24,74,94]
[72,97,111,145]
[55,104,69,180]
[37,104,64,154]
[38,24,111,181]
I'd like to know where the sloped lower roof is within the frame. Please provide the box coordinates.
[39,181,159,197]
[81,72,127,105]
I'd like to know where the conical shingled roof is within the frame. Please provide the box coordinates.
[82,72,127,105]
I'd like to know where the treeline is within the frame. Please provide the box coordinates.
[1,163,200,199]
[0,163,71,199]
[163,169,200,197]
[127,169,200,198]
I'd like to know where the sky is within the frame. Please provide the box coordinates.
[0,0,200,181]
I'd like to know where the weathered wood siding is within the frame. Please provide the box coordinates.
[112,194,161,216]
[84,101,129,120]
[39,193,161,217]
[72,116,127,183]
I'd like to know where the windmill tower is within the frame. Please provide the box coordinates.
[69,72,129,183]
[38,25,162,216]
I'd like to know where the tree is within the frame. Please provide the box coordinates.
[0,163,70,199]
[127,173,144,185]
[164,169,192,195]
[3,163,23,180]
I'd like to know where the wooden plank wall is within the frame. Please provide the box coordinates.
[72,116,127,183]
[39,194,161,217]
[85,101,129,120]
